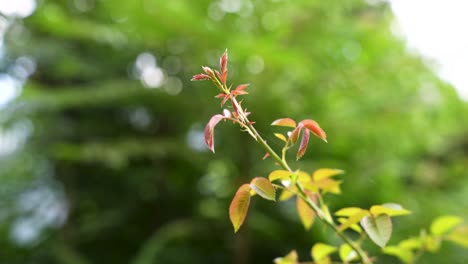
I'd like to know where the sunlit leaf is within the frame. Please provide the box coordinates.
[314,178,342,194]
[321,204,333,223]
[338,218,363,233]
[447,225,468,248]
[274,133,288,143]
[299,119,327,142]
[361,214,392,248]
[339,244,358,262]
[423,235,440,252]
[311,243,337,262]
[269,170,292,181]
[273,250,298,264]
[204,114,225,153]
[279,188,296,201]
[383,246,413,263]
[250,177,276,201]
[430,215,463,236]
[398,237,423,250]
[335,207,366,217]
[271,118,296,128]
[312,169,344,181]
[296,194,316,230]
[338,210,369,232]
[296,129,310,160]
[229,184,251,233]
[370,203,411,217]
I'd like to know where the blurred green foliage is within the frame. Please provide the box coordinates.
[0,0,467,263]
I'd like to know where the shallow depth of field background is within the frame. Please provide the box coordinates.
[0,0,467,263]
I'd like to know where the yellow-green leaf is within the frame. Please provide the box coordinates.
[370,203,411,217]
[447,225,468,248]
[312,168,344,181]
[361,214,392,248]
[338,210,369,232]
[269,170,292,181]
[335,207,366,217]
[383,246,413,264]
[311,243,337,262]
[279,188,295,201]
[423,235,440,252]
[250,177,276,201]
[398,237,423,250]
[430,215,463,236]
[273,250,298,264]
[271,118,296,128]
[314,178,342,194]
[338,218,363,233]
[274,133,288,143]
[296,196,315,230]
[229,184,251,233]
[339,244,357,262]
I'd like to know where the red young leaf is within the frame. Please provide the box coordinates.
[220,49,228,73]
[289,125,302,144]
[219,50,228,84]
[202,66,215,77]
[229,184,251,233]
[204,114,225,153]
[297,129,310,160]
[191,73,211,81]
[232,84,249,95]
[215,70,222,80]
[300,119,327,142]
[262,152,270,160]
[215,93,226,98]
[223,109,232,118]
[271,118,297,128]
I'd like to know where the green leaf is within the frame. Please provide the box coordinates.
[447,225,468,248]
[361,214,392,248]
[250,177,276,201]
[370,203,411,217]
[383,246,413,264]
[269,170,292,181]
[311,243,337,262]
[271,118,297,128]
[430,215,463,236]
[312,168,344,181]
[338,210,369,232]
[339,244,357,262]
[229,184,251,233]
[296,196,315,230]
[273,250,298,264]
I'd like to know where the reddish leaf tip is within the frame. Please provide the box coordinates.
[204,114,225,153]
[299,119,327,142]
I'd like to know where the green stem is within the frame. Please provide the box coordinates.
[229,96,371,264]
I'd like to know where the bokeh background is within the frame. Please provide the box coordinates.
[0,0,467,263]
